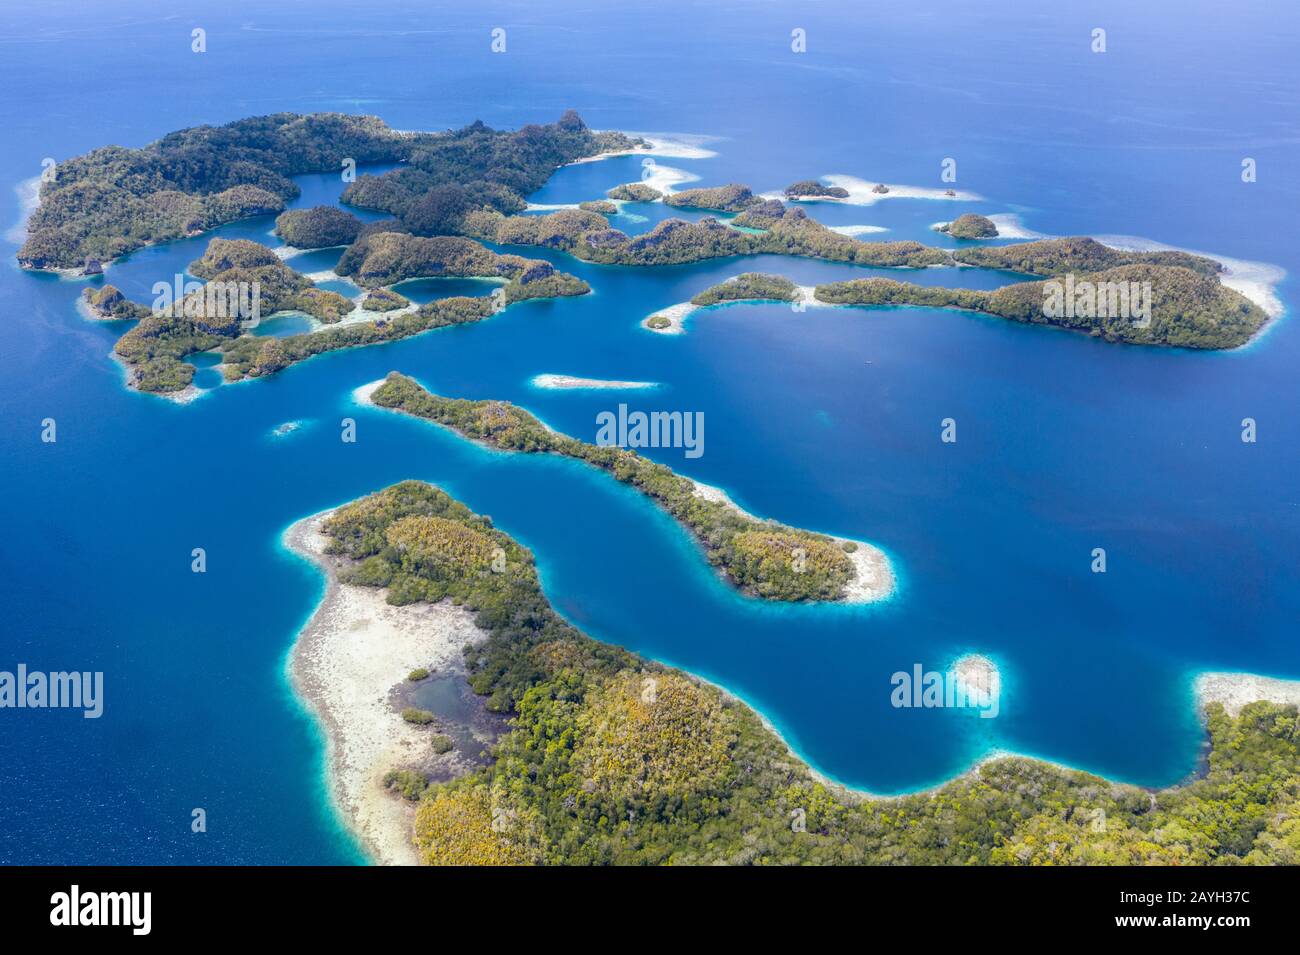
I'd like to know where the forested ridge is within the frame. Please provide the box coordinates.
[370,372,865,603]
[326,481,1300,866]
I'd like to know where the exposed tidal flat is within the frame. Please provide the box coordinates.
[284,509,494,865]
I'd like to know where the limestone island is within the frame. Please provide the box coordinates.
[361,372,894,604]
[640,240,1269,348]
[816,259,1266,349]
[361,288,410,312]
[464,189,1249,304]
[105,234,587,396]
[19,110,645,275]
[784,180,851,200]
[274,206,364,249]
[644,273,823,334]
[606,183,663,202]
[291,478,1300,865]
[937,213,999,239]
[81,285,151,322]
[39,109,1280,403]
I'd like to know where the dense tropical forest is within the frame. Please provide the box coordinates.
[369,372,869,603]
[106,232,588,393]
[815,265,1267,348]
[29,108,1292,865]
[784,180,850,199]
[275,205,364,248]
[19,110,644,272]
[690,272,798,306]
[606,182,662,202]
[938,213,999,239]
[22,108,1268,402]
[662,183,762,213]
[29,110,1267,386]
[462,202,952,268]
[950,235,1223,276]
[19,113,415,270]
[645,262,1265,349]
[114,238,354,392]
[325,480,1300,865]
[460,195,1245,315]
[337,110,646,234]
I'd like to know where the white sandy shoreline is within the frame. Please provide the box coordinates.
[569,132,718,165]
[284,508,489,866]
[979,214,1285,321]
[643,282,827,334]
[764,174,980,207]
[690,479,895,603]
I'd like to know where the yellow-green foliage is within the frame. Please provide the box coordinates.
[730,530,853,601]
[663,183,757,213]
[286,287,355,324]
[606,182,662,202]
[1244,796,1300,864]
[471,401,550,449]
[328,481,1300,866]
[82,285,150,320]
[952,235,1221,277]
[220,294,497,382]
[575,673,734,802]
[371,373,864,602]
[816,263,1268,349]
[386,514,497,577]
[110,239,366,391]
[940,214,998,239]
[362,288,410,312]
[250,338,288,376]
[690,272,797,306]
[18,111,409,270]
[490,209,608,246]
[413,785,532,866]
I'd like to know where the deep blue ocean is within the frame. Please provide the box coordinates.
[1,1,1297,863]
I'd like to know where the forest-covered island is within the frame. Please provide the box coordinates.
[27,107,1296,868]
[647,246,1267,348]
[312,479,1300,865]
[108,233,587,394]
[19,110,645,273]
[367,372,892,604]
[30,112,1273,377]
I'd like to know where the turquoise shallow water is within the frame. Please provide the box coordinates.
[1,0,1297,863]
